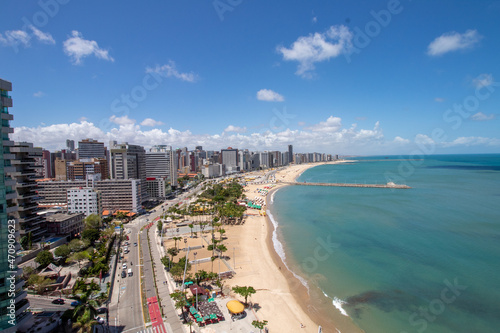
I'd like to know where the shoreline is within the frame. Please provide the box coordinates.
[226,161,364,333]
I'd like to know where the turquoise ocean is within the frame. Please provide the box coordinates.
[268,154,500,333]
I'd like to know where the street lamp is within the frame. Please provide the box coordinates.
[233,247,235,269]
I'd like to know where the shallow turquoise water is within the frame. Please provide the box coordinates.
[270,154,500,333]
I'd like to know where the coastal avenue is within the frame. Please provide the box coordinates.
[108,182,205,332]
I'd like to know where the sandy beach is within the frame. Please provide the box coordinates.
[165,161,362,332]
[223,162,347,333]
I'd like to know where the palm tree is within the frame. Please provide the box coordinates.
[72,290,99,333]
[188,223,194,238]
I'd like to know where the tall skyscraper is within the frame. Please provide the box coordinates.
[146,145,178,187]
[221,147,239,172]
[109,141,147,201]
[9,142,46,242]
[0,78,32,332]
[288,144,293,163]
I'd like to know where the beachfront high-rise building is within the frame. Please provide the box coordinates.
[109,141,147,201]
[221,147,239,173]
[0,78,32,332]
[77,138,106,159]
[9,142,46,242]
[288,145,293,163]
[146,145,178,187]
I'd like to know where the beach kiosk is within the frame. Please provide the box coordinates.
[226,300,245,320]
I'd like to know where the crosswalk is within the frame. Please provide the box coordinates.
[134,324,170,333]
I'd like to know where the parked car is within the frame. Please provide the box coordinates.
[71,300,81,306]
[97,307,108,314]
[52,298,65,304]
[122,263,127,269]
[134,242,137,247]
[121,270,126,278]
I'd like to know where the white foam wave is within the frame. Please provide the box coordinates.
[270,188,279,204]
[321,290,349,317]
[267,210,309,291]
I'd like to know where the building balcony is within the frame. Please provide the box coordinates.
[14,291,27,304]
[0,112,13,120]
[6,191,17,200]
[4,165,16,173]
[1,95,13,108]
[16,191,37,199]
[1,125,14,134]
[6,205,17,214]
[15,299,30,316]
[18,202,39,211]
[3,153,15,160]
[16,180,37,187]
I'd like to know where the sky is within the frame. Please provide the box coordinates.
[1,0,499,155]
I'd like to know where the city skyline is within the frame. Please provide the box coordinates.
[1,1,499,155]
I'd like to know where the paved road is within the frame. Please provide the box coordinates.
[107,184,207,333]
[27,296,73,312]
[108,217,147,332]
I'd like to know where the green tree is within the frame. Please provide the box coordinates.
[167,247,179,262]
[160,256,171,269]
[67,251,90,268]
[72,288,99,333]
[169,264,184,282]
[232,285,256,305]
[252,320,268,333]
[157,220,163,234]
[69,239,89,252]
[172,236,182,249]
[54,244,71,260]
[170,291,188,323]
[188,223,194,238]
[84,214,101,230]
[82,228,101,245]
[35,250,54,268]
[20,236,29,250]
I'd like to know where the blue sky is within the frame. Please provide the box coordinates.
[1,0,499,155]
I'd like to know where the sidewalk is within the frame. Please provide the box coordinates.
[145,226,185,333]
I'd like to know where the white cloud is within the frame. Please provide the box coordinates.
[12,116,386,153]
[141,118,165,127]
[256,89,285,102]
[472,73,494,88]
[441,136,500,147]
[30,26,55,44]
[435,97,445,103]
[110,115,135,125]
[224,125,247,133]
[16,116,498,154]
[146,61,198,82]
[471,112,495,121]
[393,136,410,144]
[305,116,342,132]
[277,25,353,78]
[33,91,45,98]
[427,29,482,56]
[0,29,30,47]
[312,17,318,23]
[0,26,54,48]
[63,31,114,65]
[415,134,435,145]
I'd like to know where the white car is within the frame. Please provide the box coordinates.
[122,263,127,269]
